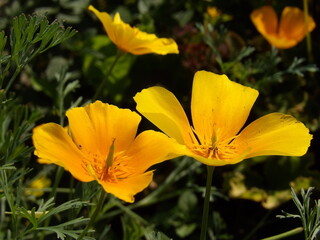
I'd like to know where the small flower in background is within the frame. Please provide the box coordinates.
[250,6,316,49]
[25,175,51,197]
[32,101,181,203]
[88,5,179,55]
[134,70,312,166]
[207,7,221,18]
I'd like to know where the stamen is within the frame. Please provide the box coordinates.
[106,138,116,168]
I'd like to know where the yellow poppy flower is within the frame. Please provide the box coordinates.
[134,70,312,166]
[32,101,180,203]
[250,6,316,49]
[25,176,51,197]
[88,5,179,55]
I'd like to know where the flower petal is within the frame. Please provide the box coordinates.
[88,5,178,55]
[127,32,179,55]
[279,7,315,44]
[100,171,154,203]
[88,5,117,44]
[184,148,249,166]
[134,87,196,145]
[234,113,312,158]
[191,71,259,143]
[32,123,93,182]
[66,101,141,157]
[261,35,297,49]
[250,6,278,37]
[125,130,185,171]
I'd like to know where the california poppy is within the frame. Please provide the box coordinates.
[250,6,315,49]
[32,101,181,202]
[134,70,312,166]
[88,5,179,55]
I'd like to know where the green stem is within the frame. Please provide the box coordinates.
[200,166,215,240]
[260,227,304,240]
[303,0,313,63]
[4,66,21,93]
[77,189,106,240]
[39,167,64,240]
[49,167,64,199]
[92,50,124,101]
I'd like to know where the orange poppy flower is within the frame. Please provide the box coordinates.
[134,70,312,166]
[251,6,315,49]
[88,5,179,55]
[32,101,181,202]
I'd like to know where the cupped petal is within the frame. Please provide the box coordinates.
[88,5,117,43]
[191,71,259,143]
[127,32,179,55]
[32,123,93,182]
[125,130,185,172]
[279,7,315,43]
[250,6,278,36]
[262,35,297,49]
[89,6,178,55]
[100,171,154,203]
[134,87,196,145]
[67,101,141,157]
[183,147,249,166]
[233,113,312,158]
[111,13,135,50]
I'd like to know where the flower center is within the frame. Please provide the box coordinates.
[188,130,238,160]
[78,141,133,183]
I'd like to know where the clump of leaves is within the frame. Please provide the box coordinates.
[0,13,77,92]
[277,187,320,240]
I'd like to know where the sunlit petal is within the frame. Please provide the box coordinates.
[100,171,154,203]
[88,5,116,43]
[66,101,141,157]
[191,71,259,143]
[32,123,93,182]
[84,101,141,154]
[134,86,196,145]
[234,113,312,158]
[126,130,185,171]
[88,5,179,55]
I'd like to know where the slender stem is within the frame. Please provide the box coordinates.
[77,189,106,240]
[4,66,21,93]
[303,0,313,63]
[57,69,66,126]
[92,50,124,101]
[200,166,215,240]
[260,227,304,240]
[49,167,64,199]
[39,166,64,240]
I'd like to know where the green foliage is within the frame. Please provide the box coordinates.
[0,98,42,164]
[145,231,172,240]
[1,13,77,91]
[278,188,320,240]
[14,198,91,240]
[82,35,135,103]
